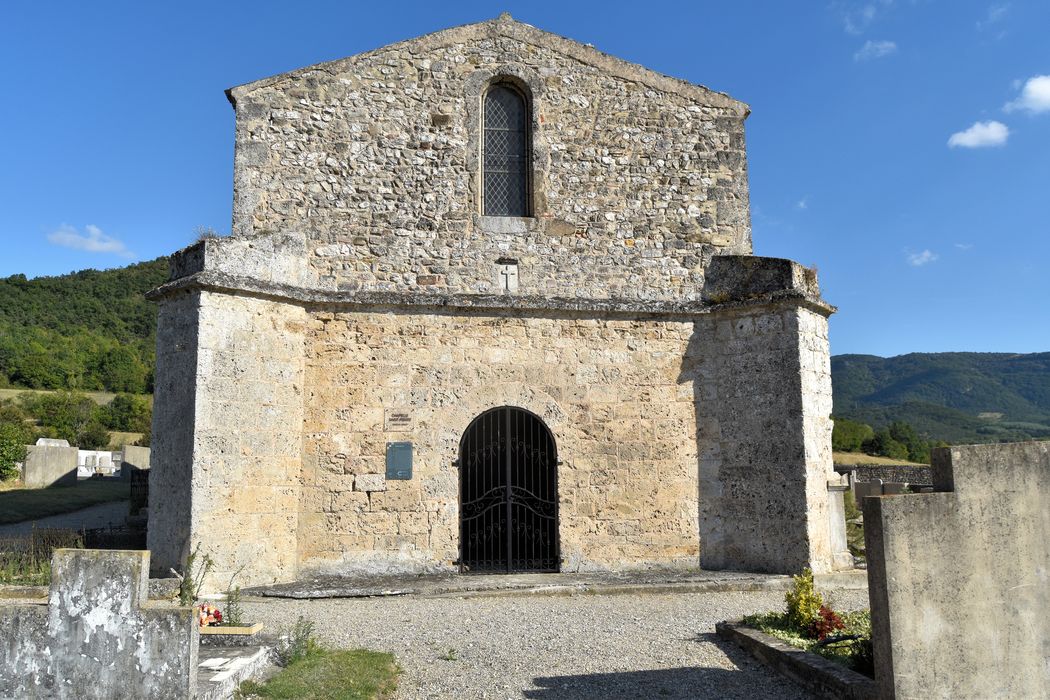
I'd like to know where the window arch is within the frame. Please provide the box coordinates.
[483,83,530,217]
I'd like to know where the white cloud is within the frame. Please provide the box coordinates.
[1004,75,1050,114]
[955,243,974,251]
[796,197,808,210]
[835,0,893,34]
[854,40,898,61]
[907,250,938,266]
[977,3,1010,30]
[46,224,134,258]
[947,120,1010,148]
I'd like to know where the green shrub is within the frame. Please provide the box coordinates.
[275,616,321,667]
[785,568,823,630]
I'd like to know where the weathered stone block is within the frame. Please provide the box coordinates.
[0,549,198,700]
[354,473,387,492]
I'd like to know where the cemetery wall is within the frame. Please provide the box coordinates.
[864,441,1050,699]
[22,443,78,488]
[122,444,151,477]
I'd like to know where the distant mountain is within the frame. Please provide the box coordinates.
[0,259,169,393]
[832,353,1050,444]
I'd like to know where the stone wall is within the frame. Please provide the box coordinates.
[221,14,750,302]
[299,308,702,575]
[147,15,844,588]
[0,549,197,700]
[148,291,201,576]
[149,289,307,588]
[22,443,78,488]
[864,441,1050,699]
[693,300,836,574]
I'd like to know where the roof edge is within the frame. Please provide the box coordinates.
[225,14,748,115]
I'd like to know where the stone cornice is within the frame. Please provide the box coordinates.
[146,270,836,319]
[225,14,748,116]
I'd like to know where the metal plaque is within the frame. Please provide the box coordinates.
[385,442,413,480]
[384,409,413,431]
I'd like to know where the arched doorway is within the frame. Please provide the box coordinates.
[459,406,559,573]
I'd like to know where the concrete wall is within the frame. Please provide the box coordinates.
[864,441,1050,699]
[0,549,198,700]
[22,444,78,488]
[123,444,151,475]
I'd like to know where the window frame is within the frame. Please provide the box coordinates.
[481,81,532,218]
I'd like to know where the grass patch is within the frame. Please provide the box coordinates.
[742,609,873,676]
[0,480,128,525]
[0,388,123,406]
[108,432,144,449]
[238,649,399,700]
[832,451,925,466]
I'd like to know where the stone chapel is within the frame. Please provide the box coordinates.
[147,14,847,588]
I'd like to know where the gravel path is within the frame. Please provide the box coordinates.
[0,500,129,536]
[245,588,869,699]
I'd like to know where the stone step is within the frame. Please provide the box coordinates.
[197,645,272,700]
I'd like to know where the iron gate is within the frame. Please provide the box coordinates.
[459,406,559,573]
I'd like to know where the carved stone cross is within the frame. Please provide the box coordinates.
[498,262,519,292]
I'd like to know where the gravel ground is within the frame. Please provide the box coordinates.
[244,588,869,699]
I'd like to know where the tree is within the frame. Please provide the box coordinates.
[888,420,931,463]
[832,417,875,452]
[96,346,148,394]
[0,424,28,481]
[863,428,910,461]
[77,421,111,450]
[20,390,104,445]
[104,394,152,433]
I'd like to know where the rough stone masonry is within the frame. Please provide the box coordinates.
[147,14,846,589]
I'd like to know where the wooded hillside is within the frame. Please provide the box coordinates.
[832,353,1050,443]
[0,258,168,393]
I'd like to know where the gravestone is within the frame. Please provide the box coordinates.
[0,549,198,699]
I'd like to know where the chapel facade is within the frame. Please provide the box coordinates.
[147,15,847,588]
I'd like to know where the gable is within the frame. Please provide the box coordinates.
[226,14,748,116]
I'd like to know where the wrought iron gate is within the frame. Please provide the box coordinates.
[459,406,559,573]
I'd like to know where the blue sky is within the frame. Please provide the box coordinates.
[0,1,1047,356]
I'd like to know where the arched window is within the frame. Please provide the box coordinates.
[483,84,530,217]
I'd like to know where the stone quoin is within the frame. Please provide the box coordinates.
[147,14,845,588]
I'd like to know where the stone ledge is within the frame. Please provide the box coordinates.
[716,622,877,700]
[244,570,808,600]
[146,270,835,319]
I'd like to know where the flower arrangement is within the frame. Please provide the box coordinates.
[197,604,223,628]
